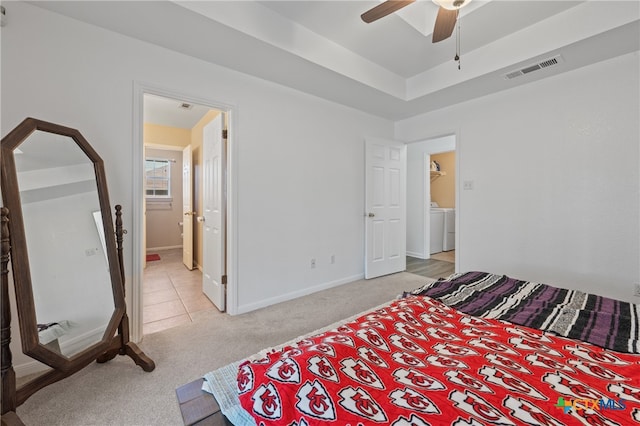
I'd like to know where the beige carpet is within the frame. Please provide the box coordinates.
[16,272,432,425]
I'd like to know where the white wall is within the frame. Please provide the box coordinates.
[1,2,393,367]
[397,51,640,302]
[406,135,455,259]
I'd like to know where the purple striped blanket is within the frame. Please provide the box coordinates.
[407,271,640,354]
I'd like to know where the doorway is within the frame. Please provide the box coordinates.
[406,135,457,279]
[131,85,236,340]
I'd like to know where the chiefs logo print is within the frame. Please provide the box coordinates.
[608,383,640,403]
[427,327,463,341]
[397,311,422,327]
[251,383,282,420]
[308,343,336,358]
[356,328,391,352]
[358,347,389,369]
[433,342,479,357]
[525,353,575,372]
[323,334,355,347]
[295,380,336,421]
[468,338,519,356]
[565,344,630,365]
[568,359,628,381]
[360,320,386,330]
[237,363,254,394]
[338,386,388,423]
[459,316,494,327]
[485,353,531,374]
[340,358,385,389]
[505,326,552,342]
[503,396,563,426]
[633,408,640,422]
[444,370,493,394]
[449,390,516,425]
[509,337,562,357]
[420,313,455,328]
[389,387,440,414]
[427,354,469,369]
[462,327,497,338]
[543,372,604,400]
[390,334,426,353]
[479,366,546,400]
[392,352,427,368]
[287,418,309,426]
[391,413,430,426]
[307,355,339,383]
[265,358,301,384]
[393,368,446,391]
[394,321,428,340]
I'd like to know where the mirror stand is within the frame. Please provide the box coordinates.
[1,206,154,425]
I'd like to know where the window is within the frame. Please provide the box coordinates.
[145,158,171,198]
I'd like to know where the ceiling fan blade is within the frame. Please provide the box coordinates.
[361,0,415,24]
[432,7,458,43]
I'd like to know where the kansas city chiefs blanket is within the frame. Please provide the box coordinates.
[237,295,640,425]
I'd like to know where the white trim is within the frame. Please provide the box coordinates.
[406,250,427,259]
[146,245,182,252]
[145,143,187,151]
[132,82,239,343]
[235,274,365,315]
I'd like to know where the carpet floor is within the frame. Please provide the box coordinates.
[16,272,433,425]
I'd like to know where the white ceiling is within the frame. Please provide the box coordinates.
[144,94,213,129]
[31,1,640,121]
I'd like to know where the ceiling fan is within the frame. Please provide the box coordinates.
[361,0,472,43]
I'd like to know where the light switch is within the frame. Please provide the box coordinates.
[463,180,474,190]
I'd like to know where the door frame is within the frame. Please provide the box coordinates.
[132,82,239,342]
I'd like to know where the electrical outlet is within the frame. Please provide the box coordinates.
[634,283,640,297]
[310,258,316,269]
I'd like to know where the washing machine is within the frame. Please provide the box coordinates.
[443,209,455,251]
[430,209,444,254]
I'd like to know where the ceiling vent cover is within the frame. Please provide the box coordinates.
[503,55,564,80]
[178,102,193,110]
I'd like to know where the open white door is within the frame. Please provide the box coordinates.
[182,145,194,270]
[201,114,226,311]
[365,138,407,279]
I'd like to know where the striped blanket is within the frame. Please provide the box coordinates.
[407,271,640,354]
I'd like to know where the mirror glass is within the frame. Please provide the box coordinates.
[14,130,115,358]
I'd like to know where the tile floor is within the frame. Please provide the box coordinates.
[143,248,217,335]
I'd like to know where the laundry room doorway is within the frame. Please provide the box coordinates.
[406,134,457,279]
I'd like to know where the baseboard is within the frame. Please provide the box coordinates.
[406,251,428,259]
[14,359,49,378]
[59,325,106,356]
[235,273,365,315]
[147,245,182,252]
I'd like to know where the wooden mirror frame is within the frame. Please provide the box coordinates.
[1,118,154,423]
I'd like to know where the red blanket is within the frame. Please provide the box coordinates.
[237,296,640,425]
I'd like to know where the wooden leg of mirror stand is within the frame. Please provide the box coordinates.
[1,208,22,425]
[96,314,155,372]
[96,205,155,372]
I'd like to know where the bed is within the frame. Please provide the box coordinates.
[196,271,640,425]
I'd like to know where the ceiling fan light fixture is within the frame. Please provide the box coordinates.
[432,0,470,11]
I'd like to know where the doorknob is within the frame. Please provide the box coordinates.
[197,216,205,223]
[184,211,196,216]
[367,212,375,218]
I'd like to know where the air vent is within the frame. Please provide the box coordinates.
[178,102,193,110]
[503,55,564,80]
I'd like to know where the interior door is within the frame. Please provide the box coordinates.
[201,114,226,311]
[365,137,407,279]
[182,145,194,270]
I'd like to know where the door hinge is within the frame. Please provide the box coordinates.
[221,274,227,285]
[222,129,228,139]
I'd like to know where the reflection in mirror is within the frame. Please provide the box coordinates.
[14,131,115,358]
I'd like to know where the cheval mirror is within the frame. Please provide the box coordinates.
[1,118,154,425]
